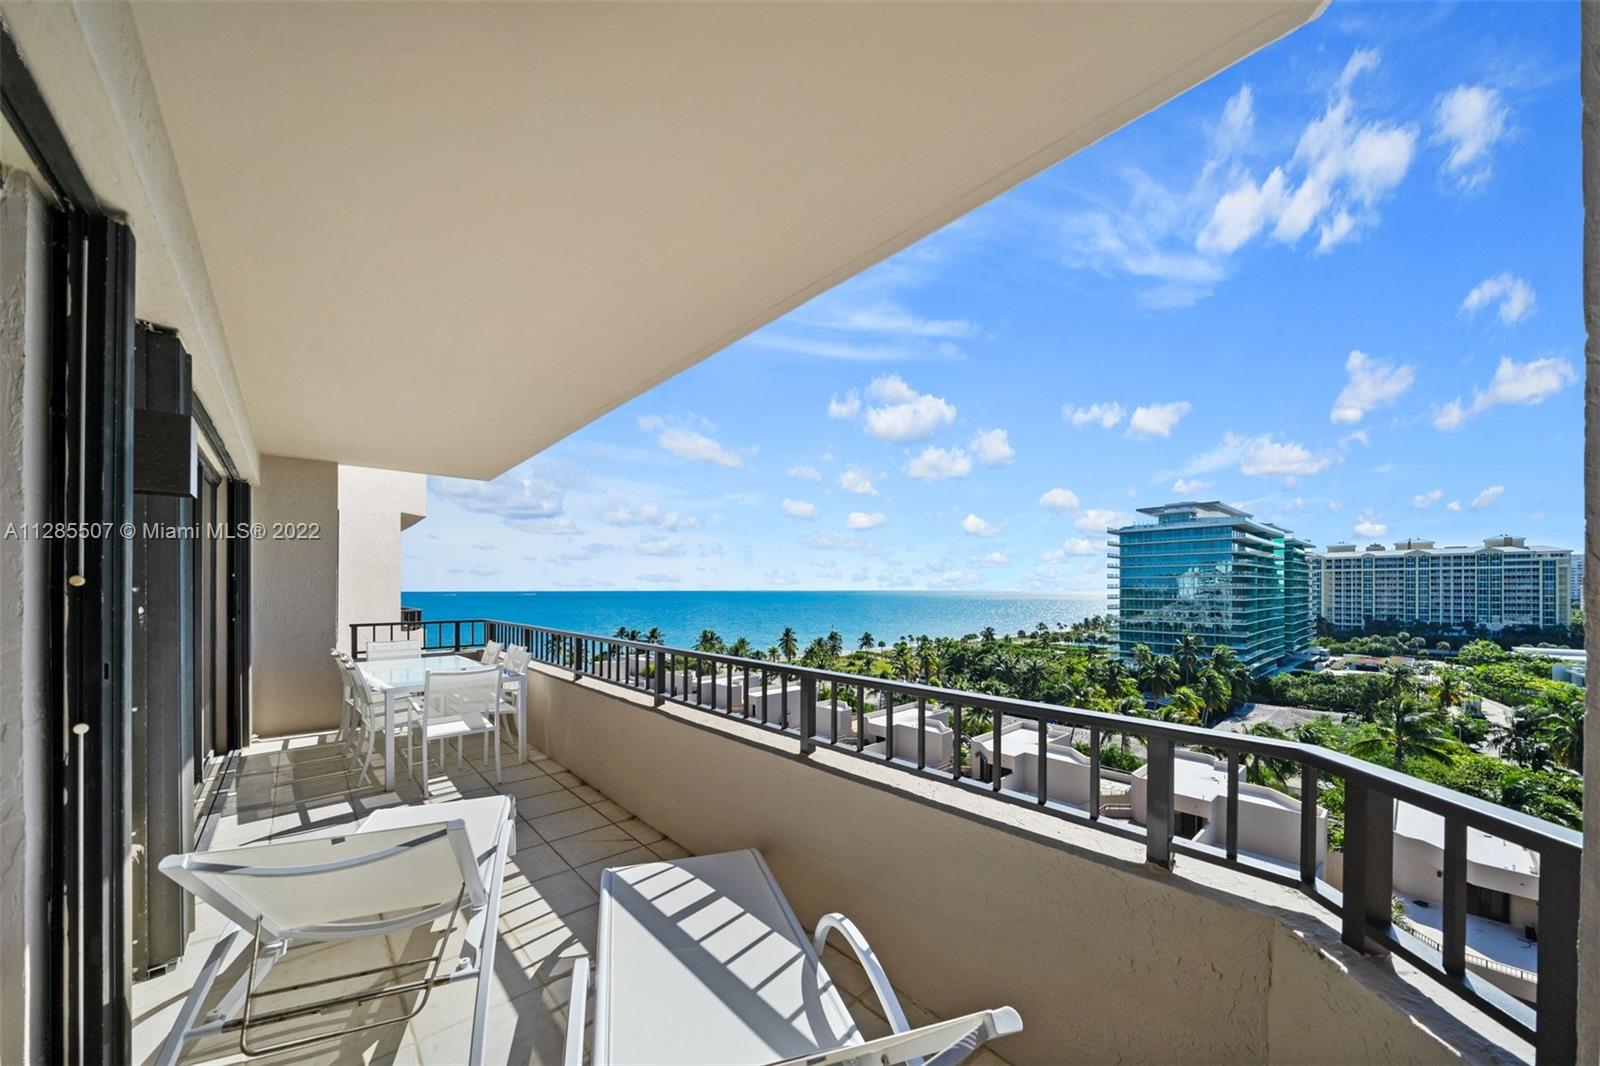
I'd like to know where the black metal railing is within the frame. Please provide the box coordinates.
[348,618,486,657]
[360,617,1582,1062]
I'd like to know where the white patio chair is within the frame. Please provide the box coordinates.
[480,638,503,665]
[564,849,1020,1065]
[499,644,530,709]
[157,795,515,1066]
[366,637,424,661]
[338,657,409,786]
[408,664,501,796]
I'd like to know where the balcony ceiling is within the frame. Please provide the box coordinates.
[129,1,1323,480]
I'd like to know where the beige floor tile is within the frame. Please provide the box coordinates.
[530,804,610,842]
[569,784,605,804]
[549,824,641,868]
[648,839,690,860]
[516,789,586,822]
[507,842,570,884]
[614,818,663,845]
[550,771,583,789]
[589,799,629,823]
[571,846,657,891]
[500,872,599,937]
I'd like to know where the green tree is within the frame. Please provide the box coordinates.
[644,627,664,645]
[890,642,916,681]
[728,636,753,659]
[1165,686,1204,724]
[858,631,876,651]
[1175,634,1203,684]
[778,626,799,662]
[1433,669,1464,712]
[1198,669,1231,724]
[980,626,997,643]
[1148,656,1179,699]
[1539,701,1584,770]
[695,629,723,653]
[826,630,844,660]
[1239,723,1295,788]
[1350,699,1455,767]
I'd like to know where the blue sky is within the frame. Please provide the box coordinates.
[403,1,1582,596]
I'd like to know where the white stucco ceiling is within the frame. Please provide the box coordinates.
[126,1,1323,480]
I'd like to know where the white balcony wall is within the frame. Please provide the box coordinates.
[526,664,1521,1064]
[0,168,53,1066]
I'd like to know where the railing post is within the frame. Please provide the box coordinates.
[1299,765,1319,886]
[453,620,461,654]
[574,638,585,679]
[1340,780,1393,954]
[1442,819,1467,978]
[1534,847,1579,1065]
[1145,736,1175,869]
[348,623,358,658]
[1225,751,1241,862]
[799,675,817,756]
[652,649,665,707]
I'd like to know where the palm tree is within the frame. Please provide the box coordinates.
[1380,663,1416,703]
[1433,670,1464,712]
[1538,701,1584,770]
[826,630,844,660]
[1239,723,1295,788]
[1131,643,1155,676]
[1495,705,1554,769]
[695,629,723,653]
[1148,656,1179,699]
[1209,644,1238,673]
[1350,698,1455,767]
[1163,687,1205,724]
[766,645,779,662]
[890,642,916,681]
[728,636,753,659]
[644,627,664,645]
[916,641,941,684]
[778,626,799,662]
[1174,634,1203,684]
[980,626,997,643]
[1197,669,1231,725]
[858,631,876,652]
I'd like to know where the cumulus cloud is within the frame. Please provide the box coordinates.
[970,429,1015,466]
[1039,487,1080,511]
[1127,401,1192,439]
[1434,356,1578,430]
[837,467,879,495]
[1471,485,1504,510]
[787,464,822,482]
[1432,85,1511,190]
[1042,537,1100,562]
[859,375,957,442]
[1171,478,1213,494]
[1330,350,1415,424]
[1075,509,1128,534]
[1446,500,1462,512]
[1062,402,1125,429]
[1412,489,1444,509]
[1460,274,1535,325]
[1174,431,1331,482]
[1353,510,1388,538]
[636,537,686,557]
[846,511,886,530]
[827,391,861,419]
[599,502,700,531]
[907,446,972,481]
[781,498,816,519]
[977,551,1010,566]
[961,513,999,537]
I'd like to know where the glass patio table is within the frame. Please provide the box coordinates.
[358,654,528,790]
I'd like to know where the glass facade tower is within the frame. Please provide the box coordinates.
[1109,502,1314,674]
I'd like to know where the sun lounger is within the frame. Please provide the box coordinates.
[156,795,514,1065]
[565,848,1020,1065]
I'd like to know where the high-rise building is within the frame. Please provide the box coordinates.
[1110,502,1315,674]
[1314,536,1572,632]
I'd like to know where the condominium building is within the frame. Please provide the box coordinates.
[1315,536,1573,631]
[1109,502,1315,674]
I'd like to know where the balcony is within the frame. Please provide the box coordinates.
[168,617,1570,1064]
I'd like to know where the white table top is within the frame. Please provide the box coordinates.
[595,849,859,1064]
[358,654,489,691]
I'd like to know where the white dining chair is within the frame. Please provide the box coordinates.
[408,665,501,796]
[480,638,503,666]
[366,638,424,661]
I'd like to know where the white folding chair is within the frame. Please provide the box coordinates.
[408,665,501,797]
[480,638,503,666]
[157,795,515,1065]
[565,849,1021,1065]
[367,638,424,661]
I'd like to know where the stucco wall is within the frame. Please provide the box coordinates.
[0,168,51,1066]
[526,665,1526,1065]
[336,464,426,656]
[252,455,341,737]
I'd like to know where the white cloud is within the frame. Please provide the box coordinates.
[1432,85,1510,190]
[861,375,957,442]
[1239,437,1330,479]
[970,429,1014,466]
[1075,509,1127,534]
[600,503,700,531]
[1354,510,1388,538]
[977,551,1010,566]
[1330,350,1415,424]
[907,446,972,480]
[781,498,816,519]
[636,537,685,557]
[786,464,822,482]
[1435,356,1578,429]
[1039,487,1080,511]
[1042,537,1100,562]
[1412,489,1444,509]
[1471,485,1504,510]
[1127,401,1192,439]
[837,467,879,495]
[651,426,744,468]
[827,391,861,419]
[1197,166,1287,255]
[1460,273,1535,325]
[1340,429,1370,448]
[1062,402,1124,429]
[846,511,886,530]
[1446,500,1462,512]
[961,513,999,537]
[1170,478,1212,494]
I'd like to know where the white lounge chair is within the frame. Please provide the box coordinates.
[565,848,1021,1065]
[157,795,515,1065]
[366,637,424,660]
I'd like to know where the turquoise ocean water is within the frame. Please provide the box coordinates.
[400,590,1105,650]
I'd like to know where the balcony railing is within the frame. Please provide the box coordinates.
[351,617,1582,1063]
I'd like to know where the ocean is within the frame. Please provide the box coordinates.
[400,590,1106,650]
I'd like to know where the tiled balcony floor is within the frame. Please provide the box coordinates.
[132,731,1000,1065]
